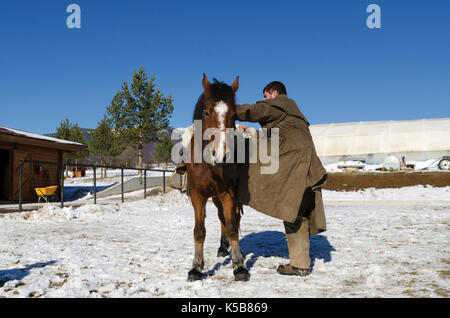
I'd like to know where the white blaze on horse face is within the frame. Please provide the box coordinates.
[214,101,228,162]
[215,100,228,130]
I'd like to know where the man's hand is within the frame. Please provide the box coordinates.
[236,124,249,133]
[236,124,257,137]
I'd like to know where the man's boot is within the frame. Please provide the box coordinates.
[277,264,310,276]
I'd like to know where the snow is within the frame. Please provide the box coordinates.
[0,126,83,146]
[1,186,449,298]
[323,185,450,202]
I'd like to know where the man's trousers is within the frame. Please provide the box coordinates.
[283,187,317,270]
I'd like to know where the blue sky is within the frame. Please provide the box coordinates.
[0,0,449,134]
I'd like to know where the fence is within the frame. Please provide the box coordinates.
[18,160,175,212]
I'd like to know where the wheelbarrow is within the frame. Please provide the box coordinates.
[35,186,59,203]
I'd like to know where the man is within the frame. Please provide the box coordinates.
[235,81,327,276]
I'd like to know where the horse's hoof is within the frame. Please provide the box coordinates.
[187,268,204,282]
[233,267,250,282]
[217,247,229,257]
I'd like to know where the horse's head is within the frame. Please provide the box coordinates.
[195,73,239,165]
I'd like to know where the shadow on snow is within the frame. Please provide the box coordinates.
[63,185,115,202]
[0,261,57,288]
[206,231,335,278]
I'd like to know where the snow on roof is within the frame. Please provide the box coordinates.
[0,126,83,146]
[310,118,450,157]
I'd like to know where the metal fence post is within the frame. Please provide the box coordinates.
[19,160,23,212]
[60,163,65,208]
[93,165,97,204]
[121,167,124,203]
[144,169,147,199]
[163,170,166,193]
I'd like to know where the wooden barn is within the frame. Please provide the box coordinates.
[0,126,84,202]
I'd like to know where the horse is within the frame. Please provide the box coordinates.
[184,74,249,282]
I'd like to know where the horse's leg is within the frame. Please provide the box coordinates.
[188,192,207,281]
[220,192,249,281]
[213,197,230,257]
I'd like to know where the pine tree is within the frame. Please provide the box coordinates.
[88,116,125,177]
[70,123,88,161]
[106,66,174,170]
[55,117,88,162]
[55,117,72,141]
[153,135,174,168]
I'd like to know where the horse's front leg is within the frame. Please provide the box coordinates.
[188,192,207,282]
[213,197,230,257]
[220,192,249,281]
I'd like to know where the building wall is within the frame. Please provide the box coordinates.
[310,118,450,164]
[11,144,62,201]
[311,118,450,157]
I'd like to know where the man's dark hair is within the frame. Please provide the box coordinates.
[263,81,287,95]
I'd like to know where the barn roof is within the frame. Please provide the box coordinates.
[0,126,84,152]
[310,117,450,157]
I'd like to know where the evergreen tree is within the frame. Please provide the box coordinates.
[55,117,88,162]
[55,117,72,141]
[70,123,89,161]
[153,135,174,168]
[88,116,125,177]
[106,66,174,170]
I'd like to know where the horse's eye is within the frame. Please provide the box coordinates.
[204,110,210,117]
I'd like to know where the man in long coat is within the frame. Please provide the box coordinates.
[235,81,327,276]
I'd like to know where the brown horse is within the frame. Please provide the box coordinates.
[185,74,249,282]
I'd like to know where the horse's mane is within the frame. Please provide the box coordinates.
[193,79,236,121]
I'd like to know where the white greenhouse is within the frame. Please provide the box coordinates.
[310,118,450,165]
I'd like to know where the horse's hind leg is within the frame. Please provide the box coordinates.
[218,234,230,257]
[220,193,249,281]
[188,192,207,282]
[213,197,230,257]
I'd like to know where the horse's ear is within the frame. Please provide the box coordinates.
[231,76,239,93]
[202,73,211,91]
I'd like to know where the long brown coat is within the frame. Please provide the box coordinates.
[235,94,327,235]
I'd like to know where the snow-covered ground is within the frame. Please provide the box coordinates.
[324,185,450,202]
[0,186,448,298]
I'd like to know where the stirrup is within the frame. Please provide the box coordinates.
[168,169,187,191]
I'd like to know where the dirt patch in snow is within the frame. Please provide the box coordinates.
[323,171,450,191]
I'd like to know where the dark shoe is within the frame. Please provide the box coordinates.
[277,264,310,276]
